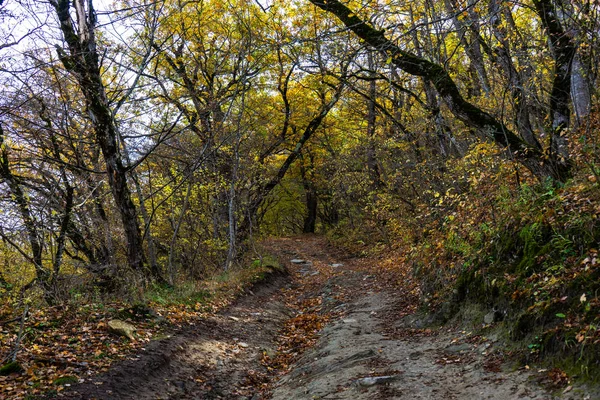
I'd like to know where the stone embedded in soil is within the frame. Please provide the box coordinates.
[290,259,306,264]
[330,263,344,268]
[484,311,496,324]
[261,347,277,358]
[356,375,400,387]
[445,343,473,354]
[107,319,137,340]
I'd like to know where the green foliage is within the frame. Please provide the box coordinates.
[53,376,78,386]
[0,361,23,375]
[260,182,307,235]
[145,282,212,306]
[445,231,472,257]
[407,162,600,375]
[251,255,283,272]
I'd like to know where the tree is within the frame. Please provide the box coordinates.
[307,0,575,182]
[51,0,156,280]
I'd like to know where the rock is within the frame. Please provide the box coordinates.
[119,304,162,322]
[342,319,358,324]
[330,263,344,268]
[445,343,472,354]
[356,375,399,387]
[290,259,306,264]
[345,349,376,362]
[229,316,240,322]
[108,319,137,340]
[238,342,249,348]
[261,346,277,358]
[484,308,504,324]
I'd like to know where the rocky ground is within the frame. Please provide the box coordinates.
[57,236,598,399]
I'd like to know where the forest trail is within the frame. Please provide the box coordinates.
[61,236,589,400]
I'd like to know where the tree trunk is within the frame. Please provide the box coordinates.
[118,132,162,281]
[366,50,383,187]
[408,7,461,159]
[488,0,541,149]
[570,52,592,126]
[444,0,490,95]
[303,185,318,234]
[168,181,191,283]
[532,0,577,176]
[0,126,45,277]
[54,0,148,277]
[301,161,318,234]
[0,124,52,300]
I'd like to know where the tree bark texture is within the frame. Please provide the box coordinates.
[301,160,318,234]
[444,0,490,95]
[366,50,383,187]
[0,124,47,283]
[488,0,541,149]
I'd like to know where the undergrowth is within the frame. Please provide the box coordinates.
[411,145,600,377]
[325,110,600,380]
[0,251,283,398]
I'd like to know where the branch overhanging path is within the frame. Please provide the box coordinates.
[306,0,566,181]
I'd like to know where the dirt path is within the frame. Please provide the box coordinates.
[270,284,550,399]
[265,237,594,400]
[60,272,291,399]
[59,236,596,399]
